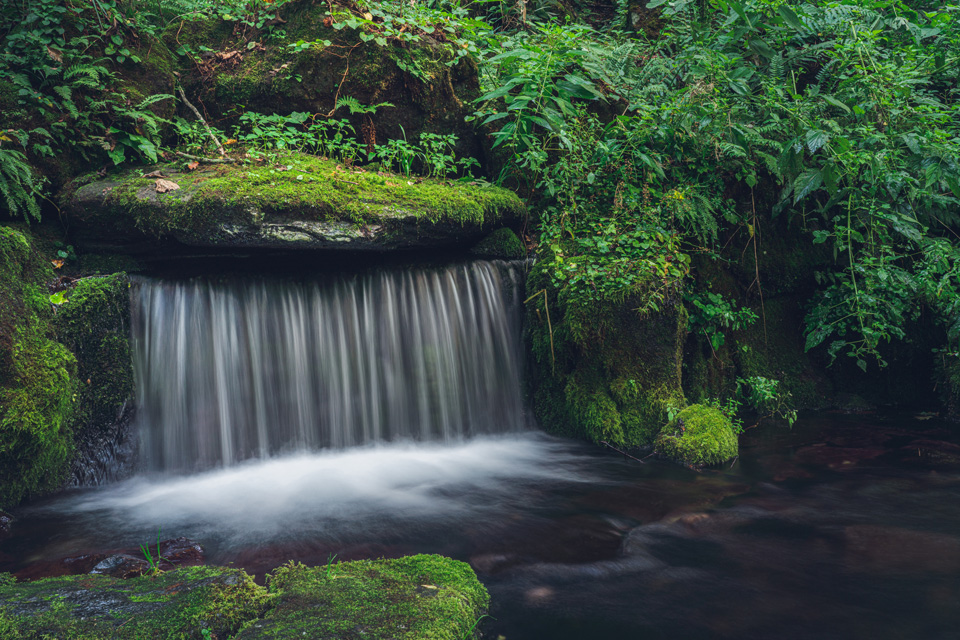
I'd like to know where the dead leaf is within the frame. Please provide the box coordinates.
[225,139,237,145]
[155,179,180,193]
[46,47,63,63]
[142,170,168,178]
[187,161,200,171]
[52,259,65,269]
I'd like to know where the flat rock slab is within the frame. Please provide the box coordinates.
[0,554,489,639]
[65,154,525,255]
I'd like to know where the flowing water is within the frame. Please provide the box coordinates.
[130,260,528,472]
[4,261,960,639]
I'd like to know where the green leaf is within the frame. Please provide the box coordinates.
[777,5,804,31]
[793,168,823,203]
[822,95,850,113]
[804,129,829,154]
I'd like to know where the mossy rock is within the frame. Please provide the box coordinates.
[0,226,77,508]
[526,248,687,448]
[238,555,489,639]
[654,404,738,467]
[66,155,525,254]
[54,273,135,485]
[166,0,483,166]
[469,227,525,259]
[0,566,271,639]
[0,555,489,640]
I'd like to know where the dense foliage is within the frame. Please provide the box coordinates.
[475,0,960,373]
[1,0,958,428]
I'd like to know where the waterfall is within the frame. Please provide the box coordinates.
[130,261,529,473]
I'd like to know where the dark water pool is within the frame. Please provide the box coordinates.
[4,413,960,639]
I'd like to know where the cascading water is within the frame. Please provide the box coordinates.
[130,260,529,473]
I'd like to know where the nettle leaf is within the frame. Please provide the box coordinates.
[900,133,921,155]
[805,129,829,154]
[793,168,823,204]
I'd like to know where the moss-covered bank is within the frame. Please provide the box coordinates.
[654,404,738,467]
[0,565,270,639]
[0,227,76,507]
[526,251,687,448]
[0,226,134,506]
[0,555,489,640]
[67,154,525,253]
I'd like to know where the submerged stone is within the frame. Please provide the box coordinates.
[655,404,738,467]
[65,155,525,254]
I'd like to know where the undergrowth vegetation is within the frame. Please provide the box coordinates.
[476,0,960,380]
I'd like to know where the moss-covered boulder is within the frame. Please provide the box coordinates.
[0,226,77,507]
[166,0,483,165]
[0,566,271,639]
[54,273,135,485]
[239,555,489,639]
[469,227,525,259]
[66,155,525,253]
[654,404,738,467]
[526,252,687,448]
[0,555,489,640]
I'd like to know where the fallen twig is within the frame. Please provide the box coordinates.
[176,85,226,157]
[600,440,645,464]
[172,150,240,164]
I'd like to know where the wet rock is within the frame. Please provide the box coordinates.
[469,553,520,575]
[90,537,205,578]
[844,524,960,574]
[831,393,876,414]
[794,445,884,469]
[90,553,149,579]
[0,511,13,541]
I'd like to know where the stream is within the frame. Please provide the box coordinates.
[5,413,960,639]
[3,261,960,638]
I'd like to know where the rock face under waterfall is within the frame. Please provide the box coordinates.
[65,154,525,255]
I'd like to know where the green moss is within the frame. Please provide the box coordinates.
[469,227,525,259]
[239,555,489,639]
[74,154,523,239]
[0,226,77,508]
[0,557,488,640]
[654,403,738,467]
[527,251,687,448]
[0,566,271,639]
[54,274,133,431]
